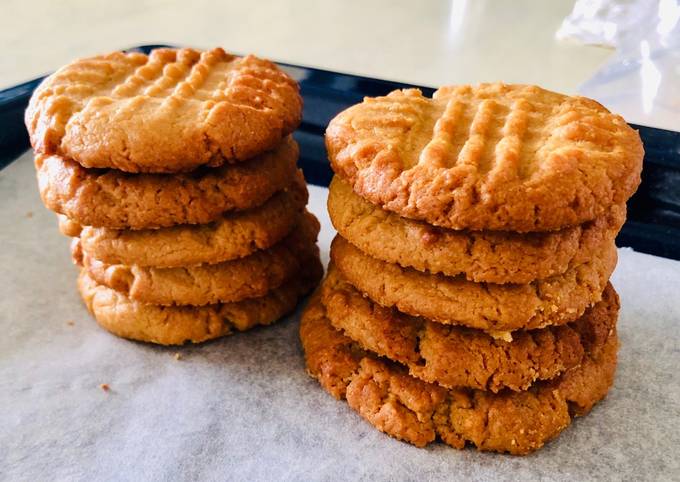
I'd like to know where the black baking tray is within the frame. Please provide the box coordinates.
[1,45,679,260]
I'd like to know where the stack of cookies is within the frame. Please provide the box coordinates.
[26,47,322,345]
[302,84,643,454]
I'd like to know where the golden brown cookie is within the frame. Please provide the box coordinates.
[320,265,619,392]
[326,84,643,232]
[82,212,320,306]
[36,136,298,229]
[79,255,323,345]
[330,235,617,332]
[328,176,625,283]
[26,48,302,173]
[60,172,308,267]
[300,292,618,455]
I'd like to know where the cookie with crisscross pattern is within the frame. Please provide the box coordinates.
[26,47,302,173]
[326,84,643,232]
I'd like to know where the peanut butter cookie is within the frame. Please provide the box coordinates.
[300,292,618,455]
[82,212,320,306]
[79,257,322,345]
[326,84,643,231]
[320,265,619,392]
[37,136,298,229]
[26,48,302,173]
[330,235,617,332]
[328,176,624,283]
[60,171,307,267]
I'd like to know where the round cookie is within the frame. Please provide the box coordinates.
[82,212,320,306]
[326,83,643,232]
[300,292,618,455]
[61,172,308,268]
[330,235,617,332]
[36,136,299,229]
[79,257,323,345]
[320,265,619,392]
[328,176,625,283]
[26,47,302,173]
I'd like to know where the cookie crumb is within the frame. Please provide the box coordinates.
[66,320,75,326]
[25,211,33,218]
[99,383,110,392]
[174,353,182,361]
[488,330,513,342]
[420,229,440,246]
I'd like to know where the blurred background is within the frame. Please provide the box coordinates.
[1,0,677,129]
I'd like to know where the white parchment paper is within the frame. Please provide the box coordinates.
[1,151,679,481]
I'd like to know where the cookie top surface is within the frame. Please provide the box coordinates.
[326,83,643,231]
[331,235,617,332]
[78,254,322,345]
[320,265,619,392]
[37,136,298,229]
[26,47,302,173]
[63,171,308,268]
[328,176,624,283]
[81,212,320,306]
[300,291,617,454]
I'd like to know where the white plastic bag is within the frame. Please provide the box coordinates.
[558,0,680,129]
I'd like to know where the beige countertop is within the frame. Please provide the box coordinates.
[0,0,611,92]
